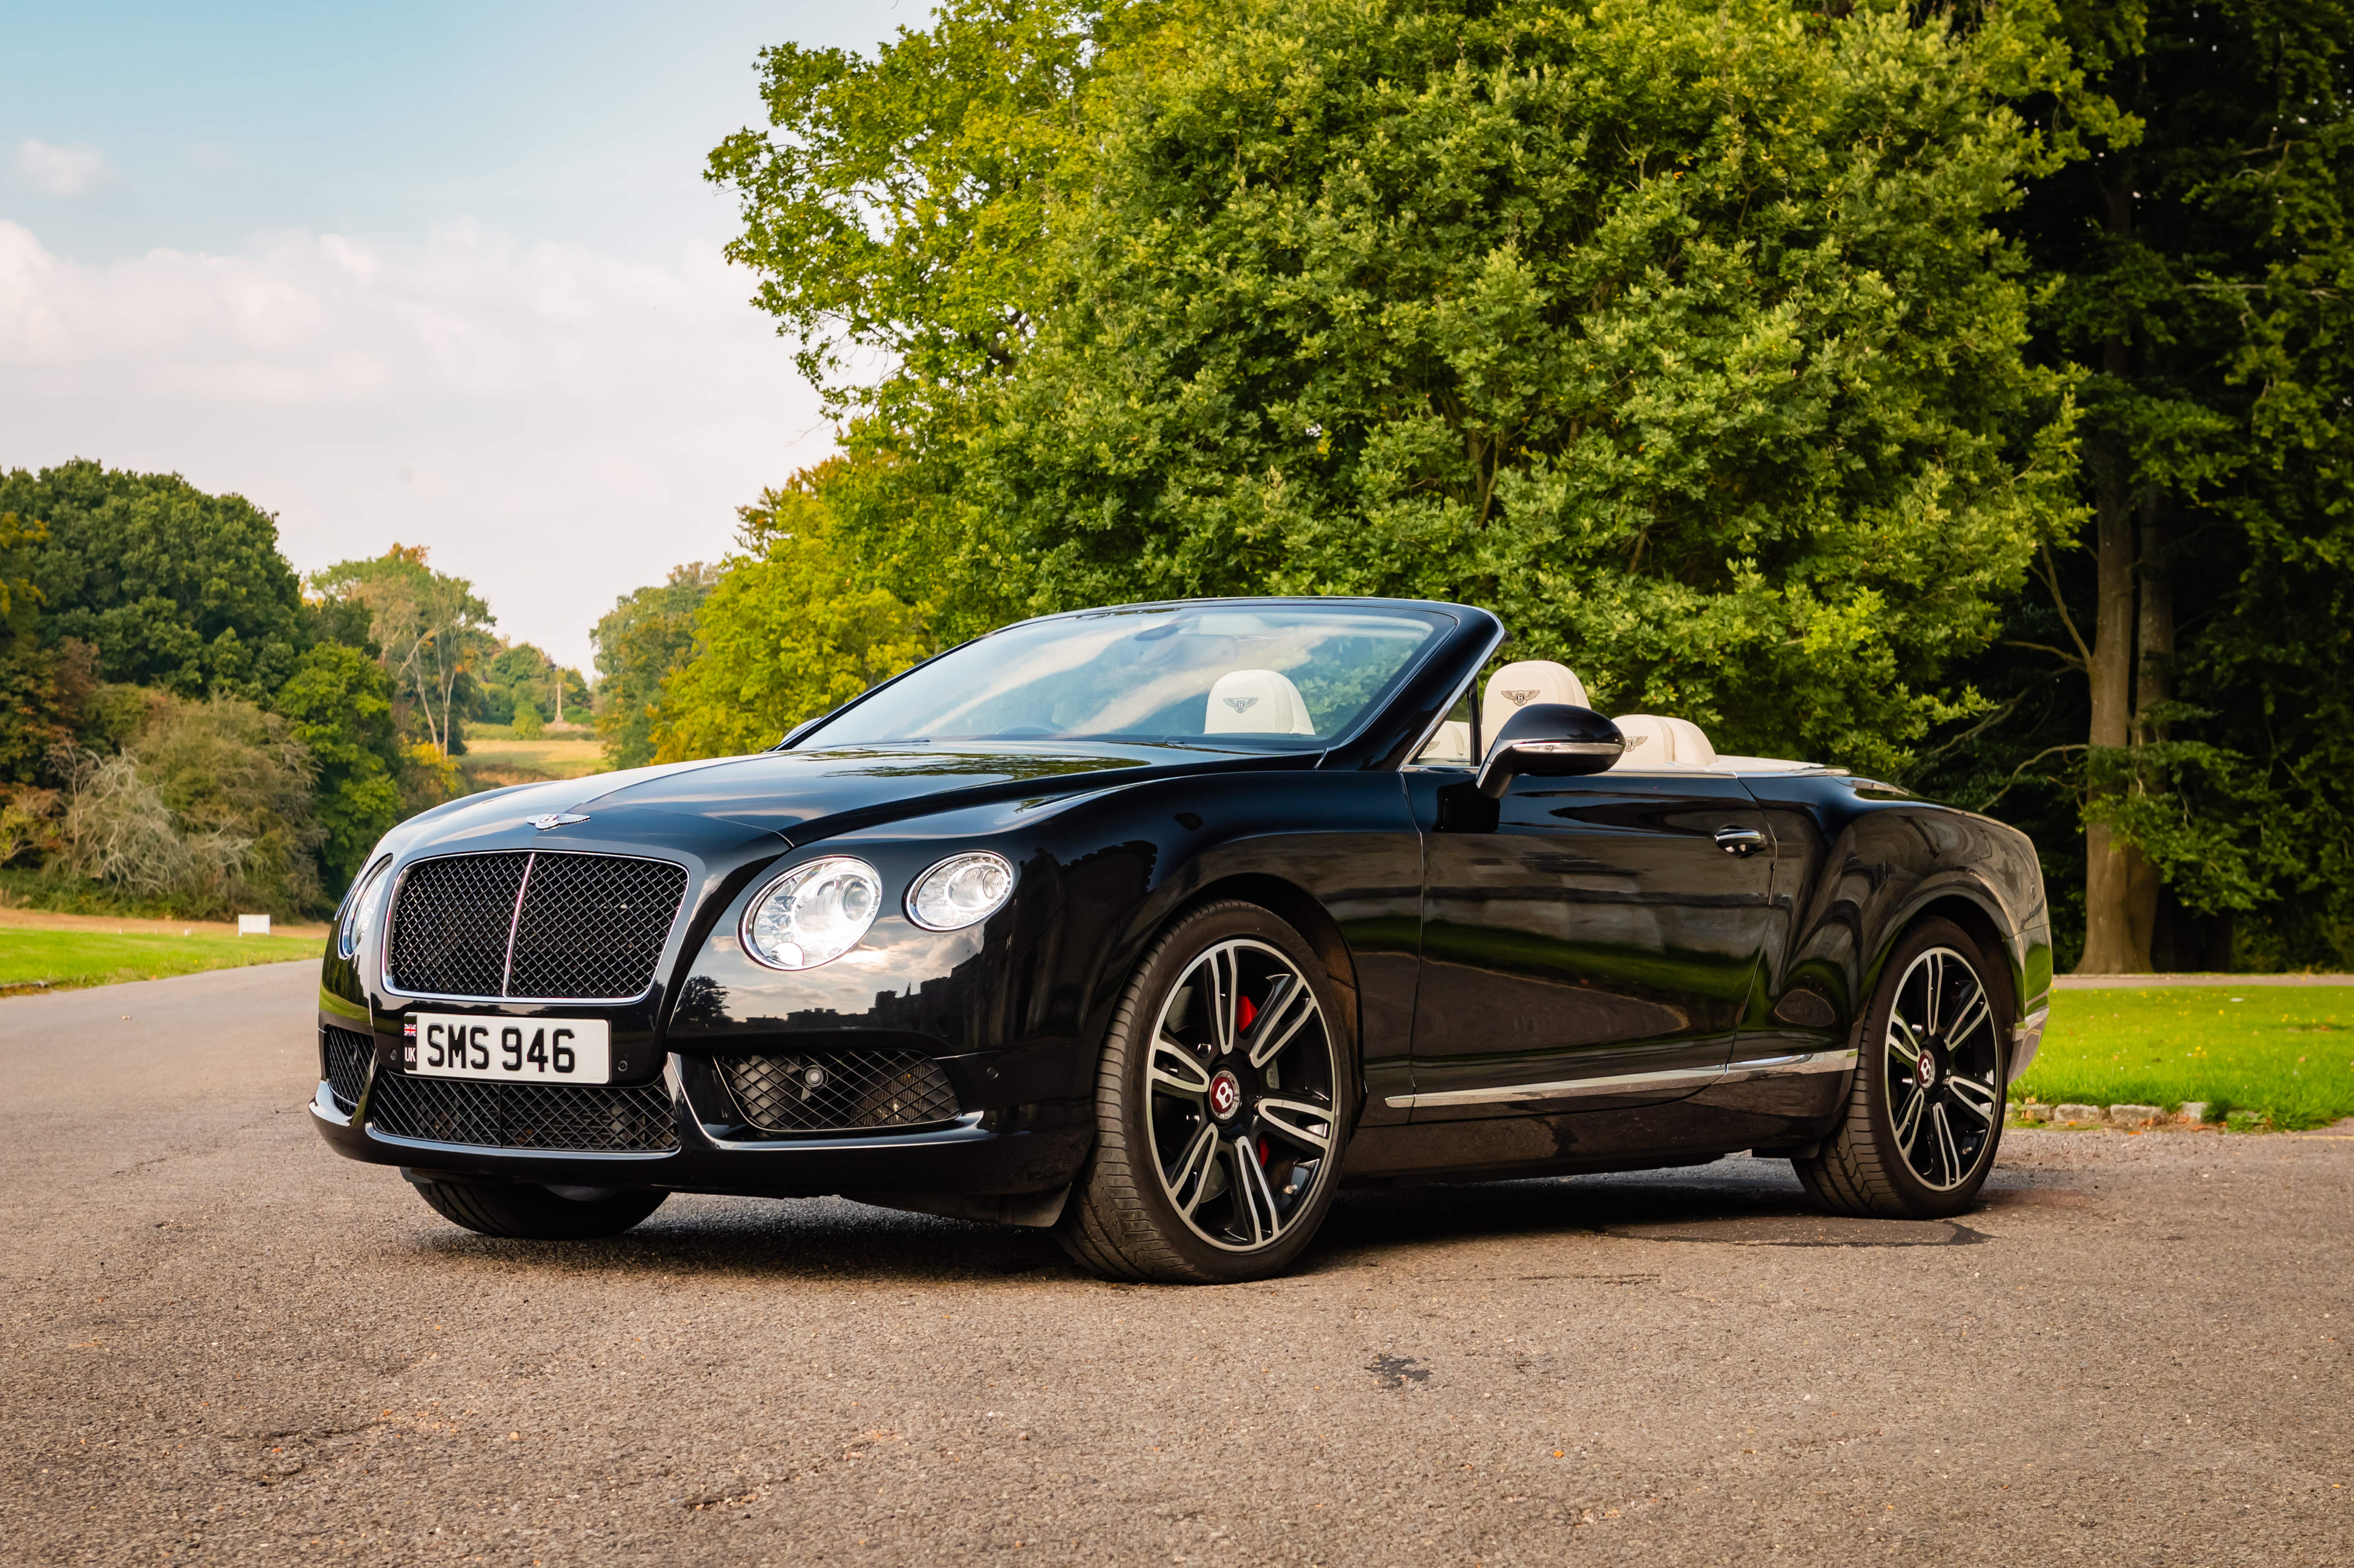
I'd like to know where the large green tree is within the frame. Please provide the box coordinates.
[309,546,495,757]
[0,460,306,698]
[273,642,404,886]
[1917,0,2354,971]
[713,0,2085,775]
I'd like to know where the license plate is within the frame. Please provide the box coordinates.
[409,1014,611,1084]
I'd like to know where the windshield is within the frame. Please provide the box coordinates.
[796,603,1447,750]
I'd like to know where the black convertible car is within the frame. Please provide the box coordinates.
[313,597,2051,1282]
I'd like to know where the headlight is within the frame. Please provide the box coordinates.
[338,857,393,959]
[904,850,1016,932]
[742,856,883,970]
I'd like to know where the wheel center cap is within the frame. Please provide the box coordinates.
[1917,1049,1939,1089]
[1208,1069,1242,1122]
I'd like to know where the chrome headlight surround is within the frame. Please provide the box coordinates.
[337,856,394,959]
[741,855,884,971]
[904,850,1017,932]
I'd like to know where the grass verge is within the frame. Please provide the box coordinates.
[2013,986,2354,1130]
[1,929,323,995]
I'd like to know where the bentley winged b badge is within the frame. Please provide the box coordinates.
[528,813,589,831]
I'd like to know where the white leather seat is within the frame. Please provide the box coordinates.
[1480,660,1590,757]
[1204,668,1316,736]
[1610,713,1719,769]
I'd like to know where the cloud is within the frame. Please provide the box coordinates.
[15,139,114,196]
[0,219,834,669]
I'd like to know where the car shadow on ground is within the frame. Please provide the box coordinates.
[401,1156,1986,1285]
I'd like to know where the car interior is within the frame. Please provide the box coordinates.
[1412,658,1816,772]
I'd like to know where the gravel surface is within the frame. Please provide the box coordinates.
[4,962,2349,1566]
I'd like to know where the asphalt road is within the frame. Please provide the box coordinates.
[4,962,2348,1567]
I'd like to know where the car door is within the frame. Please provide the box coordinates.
[1401,765,1776,1119]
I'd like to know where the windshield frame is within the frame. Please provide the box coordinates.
[778,597,1470,761]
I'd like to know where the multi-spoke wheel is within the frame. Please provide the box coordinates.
[1794,918,2010,1219]
[1057,901,1353,1282]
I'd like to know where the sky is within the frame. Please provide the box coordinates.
[0,0,913,672]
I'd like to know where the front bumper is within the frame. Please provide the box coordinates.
[309,1051,1095,1200]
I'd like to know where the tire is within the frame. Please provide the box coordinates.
[1794,917,2010,1219]
[1057,901,1357,1283]
[411,1179,667,1240]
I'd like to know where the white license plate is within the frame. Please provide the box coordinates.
[409,1014,611,1084]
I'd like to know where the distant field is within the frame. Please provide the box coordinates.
[460,724,609,786]
[1,929,322,995]
[2016,986,2354,1129]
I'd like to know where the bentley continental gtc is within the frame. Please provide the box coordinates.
[312,597,2051,1283]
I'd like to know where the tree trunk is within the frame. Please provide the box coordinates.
[2078,158,2155,976]
[2080,427,2148,972]
[2125,491,2174,950]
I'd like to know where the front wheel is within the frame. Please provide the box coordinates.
[411,1179,667,1239]
[1057,901,1355,1283]
[1794,918,2009,1219]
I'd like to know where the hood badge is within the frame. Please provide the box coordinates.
[529,812,590,831]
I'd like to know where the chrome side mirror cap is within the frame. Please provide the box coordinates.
[1475,703,1625,798]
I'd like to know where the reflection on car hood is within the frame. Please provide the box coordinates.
[391,741,1287,855]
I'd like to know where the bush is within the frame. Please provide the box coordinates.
[45,692,325,918]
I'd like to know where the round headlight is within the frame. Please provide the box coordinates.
[905,850,1015,932]
[338,856,393,959]
[742,856,883,970]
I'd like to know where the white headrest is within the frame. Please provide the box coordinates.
[1481,660,1589,756]
[1611,713,1718,769]
[1204,668,1316,736]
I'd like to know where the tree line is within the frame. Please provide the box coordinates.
[0,461,589,918]
[589,0,2349,975]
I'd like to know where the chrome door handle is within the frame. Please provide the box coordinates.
[1713,826,1769,857]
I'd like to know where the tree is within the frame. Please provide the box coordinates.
[963,0,2081,771]
[592,564,722,769]
[646,466,932,761]
[473,641,589,728]
[1919,0,2354,972]
[0,460,306,698]
[273,642,404,886]
[310,546,495,757]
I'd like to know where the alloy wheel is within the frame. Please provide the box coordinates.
[1883,945,2004,1191]
[1144,938,1340,1252]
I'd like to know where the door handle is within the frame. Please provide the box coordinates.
[1713,826,1769,857]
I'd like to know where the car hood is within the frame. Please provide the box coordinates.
[385,742,1304,861]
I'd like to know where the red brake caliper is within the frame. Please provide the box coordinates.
[1239,993,1265,1163]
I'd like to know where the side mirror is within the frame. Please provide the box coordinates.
[1475,703,1624,798]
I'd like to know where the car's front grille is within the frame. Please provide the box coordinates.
[385,850,688,1000]
[717,1050,962,1135]
[322,1026,372,1115]
[369,1072,679,1153]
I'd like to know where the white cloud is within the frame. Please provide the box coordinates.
[15,139,114,196]
[0,219,834,670]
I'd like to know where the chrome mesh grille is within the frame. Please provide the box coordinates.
[386,851,687,1000]
[370,1072,679,1153]
[322,1026,372,1115]
[718,1050,961,1135]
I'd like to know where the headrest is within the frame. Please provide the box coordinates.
[1481,661,1589,756]
[1204,668,1316,736]
[1610,714,1718,769]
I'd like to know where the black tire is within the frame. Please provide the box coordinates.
[1057,901,1357,1284]
[411,1179,667,1240]
[1794,917,2011,1219]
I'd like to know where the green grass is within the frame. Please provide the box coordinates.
[2013,987,2354,1130]
[0,929,324,994]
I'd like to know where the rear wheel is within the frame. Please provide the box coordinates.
[411,1179,667,1239]
[1057,901,1354,1283]
[1794,918,2009,1219]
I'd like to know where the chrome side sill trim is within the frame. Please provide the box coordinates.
[1719,1047,1860,1082]
[1385,1065,1723,1110]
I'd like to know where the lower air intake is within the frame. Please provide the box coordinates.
[322,1026,372,1115]
[370,1073,679,1153]
[718,1050,961,1134]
